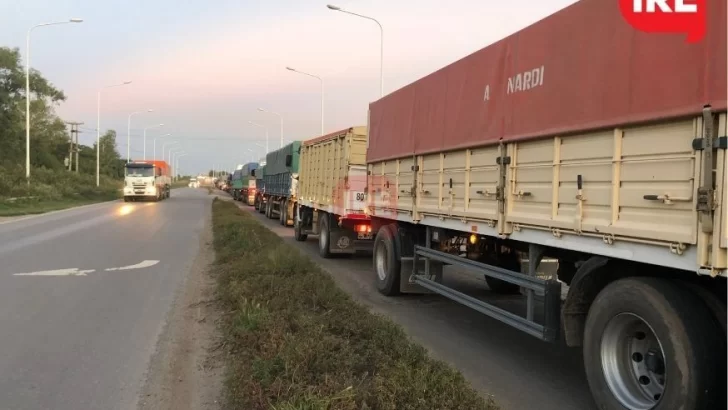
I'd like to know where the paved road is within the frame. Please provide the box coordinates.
[236,197,597,410]
[0,188,212,410]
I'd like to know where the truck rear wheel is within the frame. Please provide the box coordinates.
[294,215,307,242]
[480,251,521,294]
[259,199,266,214]
[279,200,286,225]
[373,225,400,296]
[318,213,332,258]
[583,277,723,410]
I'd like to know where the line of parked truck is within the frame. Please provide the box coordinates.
[224,1,727,408]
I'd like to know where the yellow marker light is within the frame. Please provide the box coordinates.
[469,234,478,244]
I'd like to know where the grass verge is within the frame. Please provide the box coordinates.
[212,198,497,410]
[0,196,117,217]
[171,179,191,189]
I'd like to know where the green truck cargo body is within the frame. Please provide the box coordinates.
[261,141,301,225]
[254,165,267,211]
[232,162,258,204]
[263,141,301,197]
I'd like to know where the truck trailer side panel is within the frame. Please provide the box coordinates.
[366,0,727,163]
[369,112,727,273]
[299,126,367,215]
[297,126,373,256]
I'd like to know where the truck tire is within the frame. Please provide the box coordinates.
[481,251,521,294]
[259,199,266,214]
[318,213,332,258]
[583,277,724,410]
[294,217,308,241]
[280,200,287,226]
[373,225,400,296]
[267,200,275,219]
[124,197,129,203]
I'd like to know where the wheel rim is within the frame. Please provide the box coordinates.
[600,312,666,410]
[375,240,388,281]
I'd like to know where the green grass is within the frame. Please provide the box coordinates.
[171,179,191,189]
[0,166,122,216]
[0,194,119,217]
[211,198,497,410]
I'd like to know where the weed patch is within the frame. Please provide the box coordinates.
[212,199,497,410]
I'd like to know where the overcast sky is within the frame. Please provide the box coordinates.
[3,0,577,175]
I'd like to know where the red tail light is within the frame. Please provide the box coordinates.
[354,224,371,233]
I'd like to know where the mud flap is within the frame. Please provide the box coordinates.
[329,230,356,254]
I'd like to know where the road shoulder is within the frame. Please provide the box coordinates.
[136,207,225,410]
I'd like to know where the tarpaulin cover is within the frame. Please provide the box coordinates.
[367,0,727,162]
[265,141,302,175]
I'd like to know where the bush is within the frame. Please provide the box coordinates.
[0,165,121,201]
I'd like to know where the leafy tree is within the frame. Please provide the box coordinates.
[0,47,68,170]
[0,46,122,179]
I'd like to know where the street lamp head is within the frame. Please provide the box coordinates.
[147,109,154,112]
[257,108,265,112]
[123,80,132,85]
[286,66,295,71]
[70,18,84,23]
[159,123,164,126]
[326,4,341,10]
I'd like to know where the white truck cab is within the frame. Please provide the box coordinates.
[123,161,171,202]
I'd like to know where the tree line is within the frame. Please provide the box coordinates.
[0,46,125,179]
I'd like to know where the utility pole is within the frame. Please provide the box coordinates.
[65,121,83,172]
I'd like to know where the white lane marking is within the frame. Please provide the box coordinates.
[105,260,160,271]
[13,268,95,276]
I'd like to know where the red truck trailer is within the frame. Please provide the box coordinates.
[365,0,727,408]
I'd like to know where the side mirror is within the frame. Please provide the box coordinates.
[285,154,293,167]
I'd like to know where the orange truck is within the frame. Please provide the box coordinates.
[123,160,172,202]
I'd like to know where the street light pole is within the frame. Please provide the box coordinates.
[171,151,186,181]
[26,18,83,181]
[127,109,153,162]
[162,141,179,163]
[153,133,171,160]
[169,150,180,180]
[176,153,189,179]
[257,108,284,148]
[169,148,184,178]
[168,148,181,165]
[142,123,164,160]
[286,66,324,135]
[327,4,383,98]
[97,80,132,186]
[248,121,269,153]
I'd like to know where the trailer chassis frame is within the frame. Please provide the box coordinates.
[409,227,562,342]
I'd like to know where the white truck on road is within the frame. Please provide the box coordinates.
[123,160,171,202]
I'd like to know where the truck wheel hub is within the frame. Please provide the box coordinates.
[600,312,666,410]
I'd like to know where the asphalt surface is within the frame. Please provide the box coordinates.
[234,195,597,410]
[0,188,212,410]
